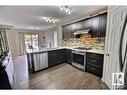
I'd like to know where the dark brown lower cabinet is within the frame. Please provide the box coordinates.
[65,49,72,64]
[86,52,104,77]
[48,49,65,67]
[48,49,72,67]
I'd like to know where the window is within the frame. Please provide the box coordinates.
[24,34,39,50]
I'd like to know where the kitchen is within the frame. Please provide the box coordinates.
[0,6,127,90]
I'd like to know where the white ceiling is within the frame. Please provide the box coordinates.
[0,6,107,31]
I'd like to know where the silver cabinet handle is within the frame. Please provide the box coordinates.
[91,68,96,70]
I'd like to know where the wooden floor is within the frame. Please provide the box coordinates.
[13,55,108,89]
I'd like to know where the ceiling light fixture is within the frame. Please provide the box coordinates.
[42,17,58,23]
[60,6,72,14]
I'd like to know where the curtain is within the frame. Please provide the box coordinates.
[0,28,9,57]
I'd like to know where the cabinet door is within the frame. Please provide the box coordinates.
[65,49,72,64]
[99,13,107,37]
[61,49,67,63]
[75,21,83,30]
[62,26,68,39]
[62,25,74,39]
[48,51,57,67]
[33,53,40,71]
[83,18,91,29]
[54,49,65,64]
[91,16,100,37]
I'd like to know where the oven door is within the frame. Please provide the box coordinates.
[72,51,86,69]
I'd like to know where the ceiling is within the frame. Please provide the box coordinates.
[0,6,107,31]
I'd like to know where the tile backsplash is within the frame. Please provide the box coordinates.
[62,34,105,50]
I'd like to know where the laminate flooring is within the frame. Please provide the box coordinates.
[13,55,109,89]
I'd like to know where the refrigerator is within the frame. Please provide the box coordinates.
[119,13,127,89]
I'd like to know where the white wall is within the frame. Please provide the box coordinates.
[54,31,57,47]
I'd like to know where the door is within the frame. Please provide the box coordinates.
[103,7,127,89]
[103,7,123,89]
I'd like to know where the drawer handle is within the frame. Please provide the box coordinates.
[91,60,96,62]
[92,54,96,56]
[91,67,96,70]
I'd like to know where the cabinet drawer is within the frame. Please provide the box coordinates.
[87,57,103,67]
[87,52,104,59]
[86,63,103,77]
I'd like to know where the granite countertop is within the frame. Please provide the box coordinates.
[26,47,64,54]
[63,47,104,54]
[87,49,104,54]
[26,47,104,54]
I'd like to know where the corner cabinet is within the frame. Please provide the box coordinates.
[48,49,66,67]
[102,6,127,89]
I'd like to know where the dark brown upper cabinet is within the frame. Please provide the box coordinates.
[98,13,107,37]
[91,16,100,37]
[63,25,71,39]
[75,21,84,31]
[83,18,91,30]
[62,12,107,39]
[91,12,107,37]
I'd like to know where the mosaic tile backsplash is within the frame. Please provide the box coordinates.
[62,34,105,50]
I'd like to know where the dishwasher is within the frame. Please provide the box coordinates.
[27,52,48,73]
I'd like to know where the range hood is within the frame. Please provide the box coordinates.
[74,29,90,35]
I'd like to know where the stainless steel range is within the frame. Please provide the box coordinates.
[72,47,91,70]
